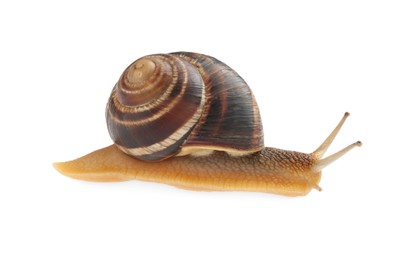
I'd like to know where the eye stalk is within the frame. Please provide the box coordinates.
[312,112,362,171]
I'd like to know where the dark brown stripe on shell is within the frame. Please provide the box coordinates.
[172,52,264,152]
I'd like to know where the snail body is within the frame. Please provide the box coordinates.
[54,52,361,196]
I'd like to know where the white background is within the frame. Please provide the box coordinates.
[1,0,408,259]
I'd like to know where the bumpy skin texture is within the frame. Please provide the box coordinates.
[54,145,321,196]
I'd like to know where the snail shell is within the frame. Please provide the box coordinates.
[106,52,264,161]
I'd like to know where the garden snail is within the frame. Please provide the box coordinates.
[53,52,361,196]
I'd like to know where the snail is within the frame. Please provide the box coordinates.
[53,52,361,196]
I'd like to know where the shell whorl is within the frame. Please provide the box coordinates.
[106,52,264,161]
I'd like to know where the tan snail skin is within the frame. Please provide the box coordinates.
[53,52,361,197]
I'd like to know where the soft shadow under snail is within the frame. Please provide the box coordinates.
[53,52,361,196]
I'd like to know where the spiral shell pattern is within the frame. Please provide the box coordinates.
[106,52,264,161]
